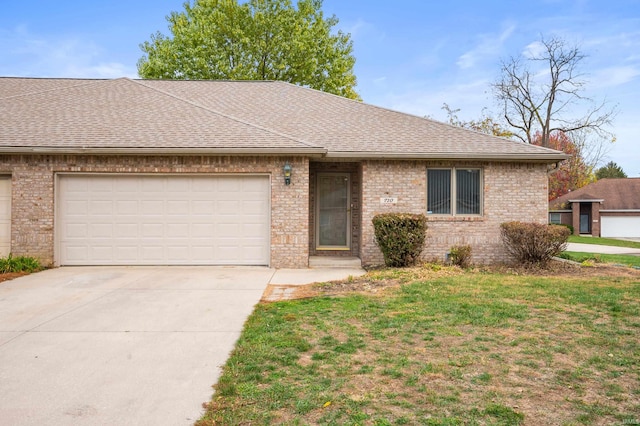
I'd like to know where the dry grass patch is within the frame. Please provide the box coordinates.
[198,263,640,425]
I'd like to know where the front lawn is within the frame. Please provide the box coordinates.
[568,235,640,249]
[197,264,640,425]
[561,251,640,268]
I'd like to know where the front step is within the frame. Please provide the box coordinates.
[309,256,362,269]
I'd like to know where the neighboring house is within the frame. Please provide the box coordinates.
[549,178,640,238]
[0,77,567,268]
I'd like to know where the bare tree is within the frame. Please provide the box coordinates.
[492,36,616,149]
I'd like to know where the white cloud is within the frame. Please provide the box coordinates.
[456,24,516,70]
[0,26,136,78]
[382,79,493,121]
[522,40,547,59]
[342,17,386,43]
[591,66,640,89]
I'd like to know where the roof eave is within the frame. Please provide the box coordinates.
[325,151,570,162]
[0,147,328,157]
[568,199,605,203]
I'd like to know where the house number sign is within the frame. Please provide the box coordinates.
[380,197,398,205]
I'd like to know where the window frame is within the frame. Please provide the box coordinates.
[549,212,562,224]
[426,167,483,217]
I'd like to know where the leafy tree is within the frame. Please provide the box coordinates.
[492,36,616,151]
[441,103,513,138]
[595,161,627,179]
[535,131,593,200]
[138,0,359,99]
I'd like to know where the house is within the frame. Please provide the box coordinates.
[549,178,640,238]
[0,77,567,268]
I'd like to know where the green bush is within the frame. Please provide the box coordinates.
[0,254,43,273]
[372,213,427,267]
[558,223,574,234]
[450,244,472,268]
[500,222,570,265]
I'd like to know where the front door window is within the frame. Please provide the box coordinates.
[317,173,350,249]
[580,214,590,234]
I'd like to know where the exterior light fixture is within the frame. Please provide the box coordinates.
[283,162,292,185]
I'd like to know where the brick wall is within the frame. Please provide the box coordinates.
[360,160,549,266]
[0,154,551,268]
[0,154,309,268]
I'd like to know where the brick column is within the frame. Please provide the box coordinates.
[592,202,601,237]
[572,202,580,235]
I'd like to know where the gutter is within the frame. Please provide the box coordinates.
[0,147,569,162]
[325,151,570,162]
[0,147,328,157]
[568,199,604,203]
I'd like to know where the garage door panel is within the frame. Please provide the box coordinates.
[167,200,189,215]
[191,224,215,237]
[57,175,270,265]
[66,245,89,261]
[89,200,113,214]
[141,200,164,215]
[91,246,115,262]
[90,224,113,238]
[66,224,88,238]
[112,246,138,262]
[192,200,215,214]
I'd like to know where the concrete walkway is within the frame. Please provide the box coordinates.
[0,264,364,426]
[566,242,640,255]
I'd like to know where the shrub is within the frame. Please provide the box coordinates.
[500,222,570,265]
[449,244,472,268]
[372,213,427,267]
[558,223,574,234]
[0,254,43,273]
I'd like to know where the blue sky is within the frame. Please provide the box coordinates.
[1,0,639,176]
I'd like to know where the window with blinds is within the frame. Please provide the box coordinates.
[427,168,482,216]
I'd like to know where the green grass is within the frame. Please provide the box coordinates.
[568,235,640,249]
[561,251,640,267]
[197,267,640,425]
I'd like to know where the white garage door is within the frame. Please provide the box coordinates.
[57,174,270,266]
[0,177,10,257]
[601,216,640,238]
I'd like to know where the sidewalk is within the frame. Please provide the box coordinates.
[263,257,366,302]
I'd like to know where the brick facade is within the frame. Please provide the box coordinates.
[360,160,549,265]
[0,155,550,268]
[0,154,309,268]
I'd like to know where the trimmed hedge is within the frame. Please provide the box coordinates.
[500,221,570,265]
[372,213,427,267]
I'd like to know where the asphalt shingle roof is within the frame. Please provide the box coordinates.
[0,77,567,160]
[550,178,640,210]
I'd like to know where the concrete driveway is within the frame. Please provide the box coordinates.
[0,266,275,426]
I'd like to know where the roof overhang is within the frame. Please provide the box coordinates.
[324,151,570,162]
[0,146,328,157]
[0,147,569,162]
[568,199,604,203]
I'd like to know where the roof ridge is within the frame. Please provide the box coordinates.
[0,77,110,100]
[131,79,325,151]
